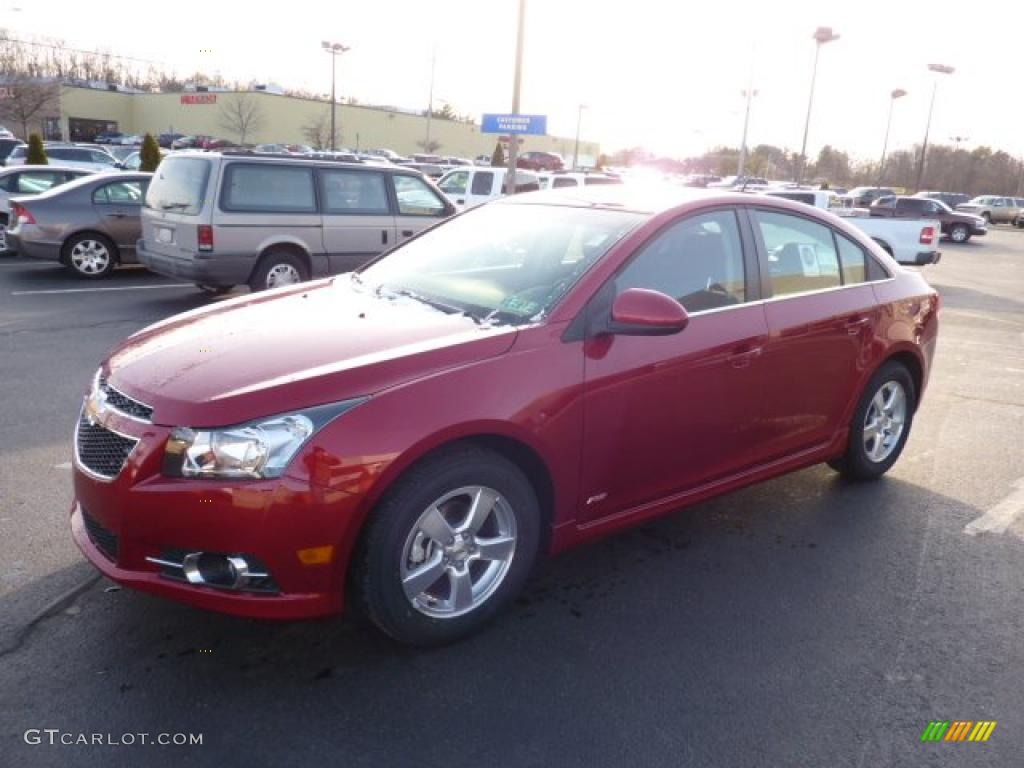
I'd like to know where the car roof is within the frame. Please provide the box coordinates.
[0,164,94,176]
[23,171,152,199]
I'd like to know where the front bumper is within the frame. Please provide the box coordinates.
[71,405,364,620]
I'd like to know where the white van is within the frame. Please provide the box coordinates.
[437,167,540,210]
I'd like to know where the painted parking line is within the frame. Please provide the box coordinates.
[12,284,193,296]
[964,479,1024,537]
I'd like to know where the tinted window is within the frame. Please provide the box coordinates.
[221,164,316,213]
[438,170,469,195]
[470,172,494,195]
[9,146,25,159]
[90,150,116,165]
[320,170,389,214]
[93,180,146,205]
[145,156,212,215]
[617,209,746,312]
[393,175,446,216]
[754,209,841,297]
[47,148,72,161]
[552,177,578,189]
[836,233,867,285]
[14,171,66,194]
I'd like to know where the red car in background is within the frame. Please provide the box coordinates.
[516,150,565,171]
[71,188,938,645]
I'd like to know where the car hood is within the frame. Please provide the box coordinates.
[104,278,518,427]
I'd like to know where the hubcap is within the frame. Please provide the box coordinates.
[952,227,967,242]
[265,263,301,289]
[70,240,110,274]
[863,381,907,463]
[400,485,517,619]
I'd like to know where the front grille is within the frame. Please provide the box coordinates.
[99,377,153,422]
[76,410,138,479]
[82,508,119,561]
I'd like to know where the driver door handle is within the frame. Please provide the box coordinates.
[729,344,763,368]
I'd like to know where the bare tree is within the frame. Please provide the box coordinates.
[416,139,442,154]
[301,110,337,150]
[0,75,60,139]
[217,93,265,145]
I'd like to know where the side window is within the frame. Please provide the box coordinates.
[552,177,578,189]
[221,164,317,213]
[47,148,70,161]
[835,233,868,285]
[753,209,841,297]
[319,170,389,214]
[90,151,116,165]
[393,175,446,216]
[93,181,145,205]
[15,171,63,193]
[616,209,747,312]
[470,171,494,195]
[438,170,469,196]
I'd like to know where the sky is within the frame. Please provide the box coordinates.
[4,0,1021,162]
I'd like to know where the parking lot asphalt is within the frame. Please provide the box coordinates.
[1,230,1023,767]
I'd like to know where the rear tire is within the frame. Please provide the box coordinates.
[247,250,308,292]
[63,233,117,279]
[352,445,541,646]
[948,223,969,243]
[828,361,916,481]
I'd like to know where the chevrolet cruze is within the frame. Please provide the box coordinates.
[72,188,939,645]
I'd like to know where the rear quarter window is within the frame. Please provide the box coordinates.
[145,157,212,216]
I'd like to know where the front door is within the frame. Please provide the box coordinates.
[391,174,451,245]
[318,168,395,274]
[579,208,769,521]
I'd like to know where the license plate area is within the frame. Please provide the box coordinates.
[155,226,173,244]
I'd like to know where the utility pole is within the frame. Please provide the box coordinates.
[737,43,756,179]
[876,88,906,188]
[572,103,587,170]
[505,0,526,195]
[796,27,839,185]
[425,43,436,153]
[914,63,955,192]
[321,41,350,151]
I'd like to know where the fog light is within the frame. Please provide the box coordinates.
[182,552,250,588]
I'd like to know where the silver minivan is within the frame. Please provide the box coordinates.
[137,151,456,292]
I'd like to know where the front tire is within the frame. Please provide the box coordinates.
[948,223,969,243]
[352,445,541,646]
[63,233,117,279]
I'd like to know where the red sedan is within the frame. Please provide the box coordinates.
[71,188,939,645]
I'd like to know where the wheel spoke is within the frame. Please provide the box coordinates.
[462,487,499,533]
[401,551,445,600]
[475,534,515,563]
[418,505,455,545]
[448,567,474,612]
[864,421,881,439]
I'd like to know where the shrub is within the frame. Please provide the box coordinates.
[491,141,505,167]
[26,133,47,165]
[139,133,161,172]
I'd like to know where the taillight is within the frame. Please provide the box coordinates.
[11,202,36,225]
[919,226,935,245]
[197,225,214,252]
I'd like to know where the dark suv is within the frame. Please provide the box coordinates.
[870,195,987,243]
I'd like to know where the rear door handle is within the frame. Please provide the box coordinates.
[381,229,388,245]
[401,229,414,237]
[728,344,763,368]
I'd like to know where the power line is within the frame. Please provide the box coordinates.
[0,35,166,67]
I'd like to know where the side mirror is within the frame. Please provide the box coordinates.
[606,288,689,336]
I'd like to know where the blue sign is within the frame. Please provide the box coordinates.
[481,113,547,136]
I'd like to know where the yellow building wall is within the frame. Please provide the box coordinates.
[58,87,600,161]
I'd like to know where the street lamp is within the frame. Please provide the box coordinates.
[950,135,969,151]
[796,26,840,185]
[876,88,907,187]
[572,104,588,170]
[321,41,350,151]
[505,0,526,195]
[425,43,437,154]
[914,63,955,192]
[737,88,758,178]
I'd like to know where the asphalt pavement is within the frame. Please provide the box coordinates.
[1,231,1022,767]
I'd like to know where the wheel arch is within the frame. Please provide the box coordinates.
[251,241,312,283]
[61,229,121,264]
[883,349,924,411]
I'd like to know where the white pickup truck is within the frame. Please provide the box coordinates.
[437,167,541,210]
[764,189,941,266]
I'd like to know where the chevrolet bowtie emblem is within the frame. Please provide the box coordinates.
[86,387,109,427]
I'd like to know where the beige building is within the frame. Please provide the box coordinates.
[36,84,599,162]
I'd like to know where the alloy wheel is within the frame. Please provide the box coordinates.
[70,240,111,275]
[400,485,517,618]
[863,381,907,463]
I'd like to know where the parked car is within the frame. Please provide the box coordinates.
[158,133,186,149]
[94,131,124,144]
[366,148,408,163]
[954,196,1022,225]
[0,125,14,139]
[6,172,151,278]
[915,190,970,209]
[5,143,122,172]
[870,195,987,243]
[402,162,446,179]
[0,138,25,165]
[120,149,167,171]
[171,135,199,150]
[442,156,473,167]
[0,165,96,251]
[113,134,143,146]
[72,187,939,645]
[516,150,564,171]
[707,175,768,189]
[844,187,896,208]
[537,171,622,190]
[474,154,492,166]
[437,166,539,209]
[137,152,456,292]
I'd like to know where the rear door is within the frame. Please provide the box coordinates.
[391,173,452,244]
[92,178,148,254]
[318,167,395,273]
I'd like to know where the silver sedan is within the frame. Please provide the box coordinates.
[6,172,152,278]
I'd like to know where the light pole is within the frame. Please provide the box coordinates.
[876,88,907,187]
[796,26,840,185]
[321,41,350,151]
[425,43,437,154]
[737,88,757,178]
[505,0,526,195]
[572,104,588,170]
[914,63,955,192]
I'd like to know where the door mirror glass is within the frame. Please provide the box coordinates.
[608,288,689,336]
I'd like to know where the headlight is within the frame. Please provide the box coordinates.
[162,399,366,479]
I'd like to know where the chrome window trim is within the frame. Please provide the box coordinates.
[74,404,140,483]
[685,276,895,317]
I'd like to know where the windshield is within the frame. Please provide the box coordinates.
[355,202,644,325]
[144,156,211,215]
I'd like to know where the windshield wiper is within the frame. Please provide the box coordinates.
[376,285,480,321]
